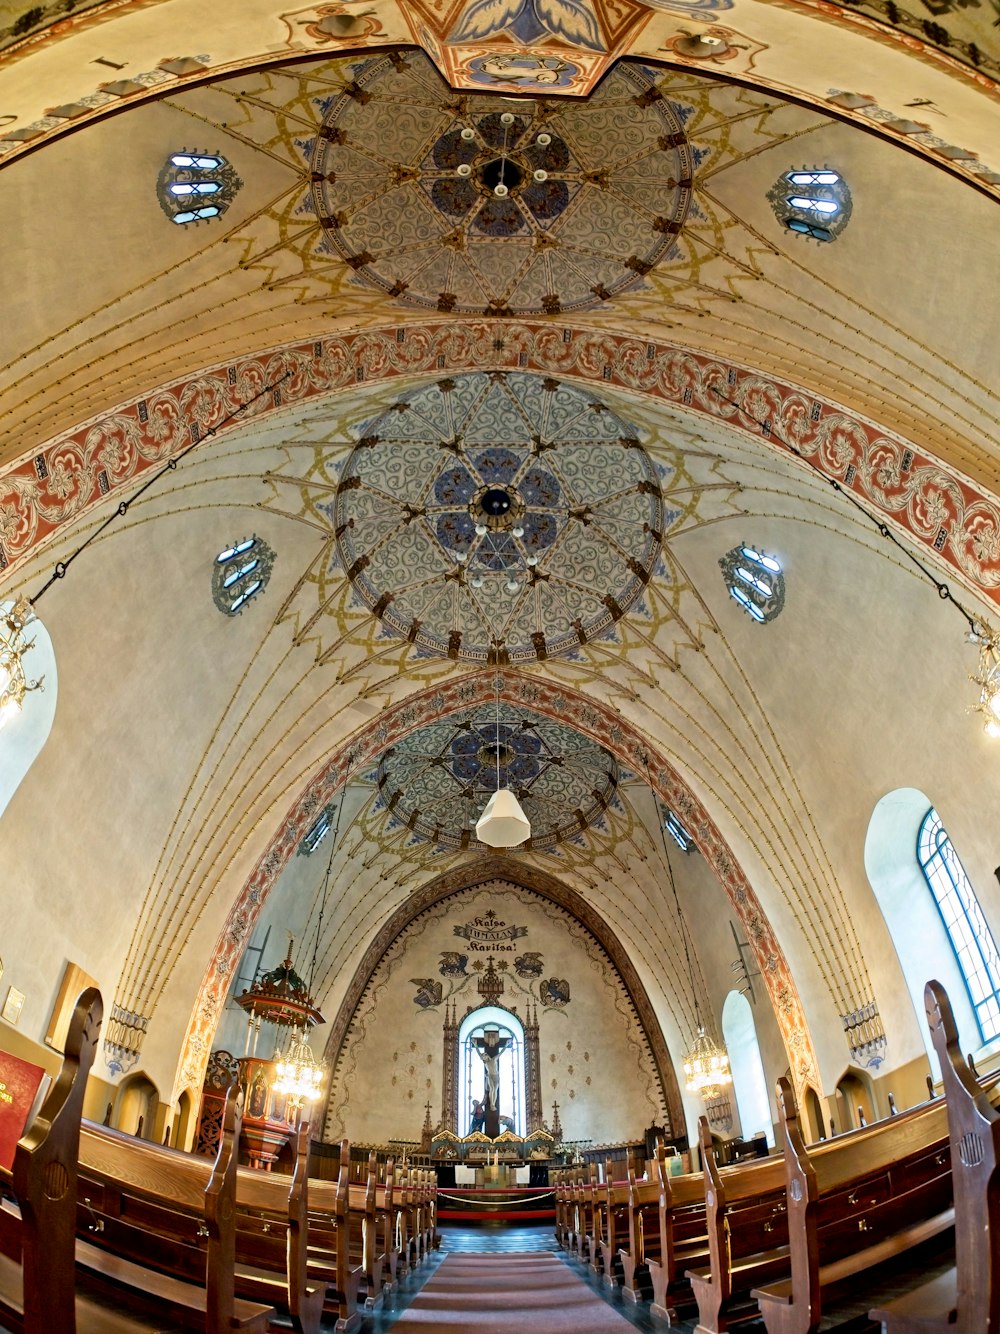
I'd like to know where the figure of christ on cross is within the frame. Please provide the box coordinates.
[473,1027,509,1139]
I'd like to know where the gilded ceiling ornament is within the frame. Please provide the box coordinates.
[328,371,667,664]
[308,52,692,315]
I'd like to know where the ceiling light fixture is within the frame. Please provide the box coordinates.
[711,386,1000,740]
[0,596,43,731]
[649,760,732,1100]
[475,675,531,848]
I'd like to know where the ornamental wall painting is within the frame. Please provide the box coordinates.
[408,909,573,1012]
[395,0,661,95]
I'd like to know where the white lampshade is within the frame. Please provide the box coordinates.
[475,787,531,848]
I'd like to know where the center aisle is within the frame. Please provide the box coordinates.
[389,1251,642,1333]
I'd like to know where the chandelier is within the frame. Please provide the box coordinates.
[0,596,44,730]
[971,628,1000,739]
[651,765,733,1101]
[273,1025,325,1109]
[683,1026,732,1101]
[475,676,531,848]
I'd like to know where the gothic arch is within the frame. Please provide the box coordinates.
[178,669,819,1107]
[322,858,684,1137]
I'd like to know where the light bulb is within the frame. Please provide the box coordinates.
[455,551,467,563]
[500,112,515,125]
[461,127,475,141]
[512,524,525,538]
[0,698,19,730]
[505,579,520,594]
[536,132,551,146]
[989,690,1000,721]
[986,717,1000,739]
[494,183,508,198]
[526,555,538,567]
[533,169,547,183]
[457,164,472,177]
[471,575,484,589]
[475,522,488,536]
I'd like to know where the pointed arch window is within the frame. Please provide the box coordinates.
[457,1006,525,1136]
[918,807,1000,1042]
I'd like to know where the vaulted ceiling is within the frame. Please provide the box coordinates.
[1,0,998,1132]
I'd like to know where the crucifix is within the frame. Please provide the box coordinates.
[473,1027,509,1138]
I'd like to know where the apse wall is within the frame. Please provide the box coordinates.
[324,879,666,1146]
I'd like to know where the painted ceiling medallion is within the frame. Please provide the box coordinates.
[376,702,618,850]
[309,52,692,315]
[328,371,666,664]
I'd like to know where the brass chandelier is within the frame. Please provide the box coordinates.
[0,596,44,730]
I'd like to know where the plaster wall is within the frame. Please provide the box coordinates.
[325,881,665,1147]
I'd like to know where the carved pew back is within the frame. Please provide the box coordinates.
[0,986,102,1334]
[307,1138,363,1329]
[76,1090,272,1333]
[754,1077,953,1334]
[687,1118,787,1333]
[871,979,1000,1334]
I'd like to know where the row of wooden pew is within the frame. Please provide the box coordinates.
[555,979,1000,1333]
[0,987,439,1334]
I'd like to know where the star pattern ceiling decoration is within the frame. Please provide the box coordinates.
[376,700,619,850]
[307,52,693,316]
[327,370,669,665]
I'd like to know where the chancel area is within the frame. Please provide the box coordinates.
[0,0,999,1328]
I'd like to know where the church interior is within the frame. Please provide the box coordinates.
[1,0,999,1326]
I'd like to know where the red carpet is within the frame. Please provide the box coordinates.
[392,1252,637,1331]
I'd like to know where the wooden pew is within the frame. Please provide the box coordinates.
[374,1157,401,1287]
[595,1159,630,1286]
[645,1149,709,1325]
[870,979,1000,1333]
[686,1121,788,1332]
[346,1151,386,1308]
[0,986,109,1334]
[75,1085,273,1333]
[619,1158,660,1301]
[752,1077,954,1334]
[579,1162,601,1268]
[306,1141,363,1331]
[233,1122,325,1334]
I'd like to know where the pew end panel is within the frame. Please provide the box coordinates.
[755,1075,955,1334]
[871,980,1000,1334]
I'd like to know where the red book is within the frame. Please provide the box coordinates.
[0,1050,49,1171]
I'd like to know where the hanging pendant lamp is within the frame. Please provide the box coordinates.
[475,676,531,848]
[476,786,531,847]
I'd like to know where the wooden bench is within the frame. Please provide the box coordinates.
[0,986,119,1334]
[346,1151,387,1308]
[232,1121,325,1334]
[870,978,1000,1333]
[645,1147,709,1325]
[373,1158,401,1286]
[579,1162,601,1268]
[620,1158,660,1301]
[595,1160,630,1287]
[306,1140,363,1331]
[752,1076,954,1334]
[687,1119,788,1332]
[76,1091,274,1333]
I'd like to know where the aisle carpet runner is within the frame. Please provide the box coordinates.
[391,1251,636,1332]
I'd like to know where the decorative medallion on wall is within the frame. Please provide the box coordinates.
[377,701,618,851]
[309,52,692,315]
[329,371,666,664]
